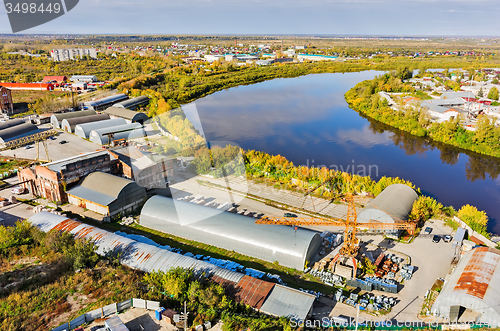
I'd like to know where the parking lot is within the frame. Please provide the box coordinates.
[0,126,102,161]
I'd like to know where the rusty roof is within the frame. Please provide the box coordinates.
[454,247,500,300]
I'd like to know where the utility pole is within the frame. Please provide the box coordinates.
[182,301,189,331]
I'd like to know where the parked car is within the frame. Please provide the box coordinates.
[284,213,297,218]
[11,186,26,194]
[443,235,452,243]
[424,227,432,234]
[432,235,441,243]
[24,145,32,149]
[58,140,68,144]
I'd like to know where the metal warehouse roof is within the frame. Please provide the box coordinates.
[44,150,112,173]
[357,184,418,224]
[84,94,128,109]
[432,247,500,326]
[51,109,97,129]
[27,212,316,320]
[104,106,150,122]
[140,196,322,270]
[61,114,110,133]
[0,119,25,131]
[260,284,316,321]
[114,96,150,110]
[67,172,136,206]
[89,123,145,145]
[74,118,127,139]
[0,122,40,144]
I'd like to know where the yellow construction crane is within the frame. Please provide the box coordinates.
[256,176,417,278]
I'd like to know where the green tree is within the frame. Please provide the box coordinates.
[477,87,484,98]
[488,87,499,100]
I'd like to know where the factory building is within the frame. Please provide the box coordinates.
[89,123,145,145]
[74,118,127,139]
[67,172,147,218]
[140,196,322,270]
[357,184,418,234]
[28,212,316,321]
[0,122,40,144]
[0,86,14,114]
[52,49,97,62]
[83,93,128,111]
[61,114,110,133]
[18,150,119,203]
[432,247,500,326]
[113,96,150,111]
[104,106,150,124]
[109,146,174,189]
[51,109,97,129]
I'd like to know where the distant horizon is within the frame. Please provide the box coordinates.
[1,0,500,36]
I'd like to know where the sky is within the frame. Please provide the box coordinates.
[1,0,500,36]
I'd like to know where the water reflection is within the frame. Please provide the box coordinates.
[365,115,500,182]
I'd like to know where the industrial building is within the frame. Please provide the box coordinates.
[52,49,97,61]
[66,172,147,217]
[83,94,128,111]
[109,146,174,189]
[0,121,40,144]
[74,118,127,139]
[104,106,150,124]
[28,212,316,321]
[357,184,418,233]
[0,85,14,114]
[51,109,97,129]
[113,96,150,111]
[432,247,500,326]
[70,75,98,82]
[61,114,110,133]
[18,150,119,203]
[89,123,145,145]
[0,83,54,91]
[140,196,322,270]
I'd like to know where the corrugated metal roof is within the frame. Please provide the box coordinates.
[74,118,127,139]
[114,96,150,110]
[140,196,322,270]
[358,184,418,223]
[70,172,135,200]
[0,122,40,143]
[51,110,97,128]
[44,150,112,173]
[84,94,128,108]
[61,114,110,132]
[0,119,24,131]
[104,106,150,122]
[432,247,500,326]
[28,212,315,319]
[260,284,316,321]
[67,186,116,206]
[89,123,145,145]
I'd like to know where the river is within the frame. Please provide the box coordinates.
[192,71,500,234]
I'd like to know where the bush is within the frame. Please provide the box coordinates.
[457,204,489,237]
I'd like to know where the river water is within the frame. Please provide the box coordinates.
[193,71,500,233]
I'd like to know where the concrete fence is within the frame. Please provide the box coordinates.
[453,216,497,249]
[51,298,160,331]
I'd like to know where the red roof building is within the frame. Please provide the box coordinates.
[43,76,68,83]
[0,83,54,91]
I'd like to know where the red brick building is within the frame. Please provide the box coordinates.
[0,86,14,114]
[18,150,119,203]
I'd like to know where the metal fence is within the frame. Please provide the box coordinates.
[51,298,160,331]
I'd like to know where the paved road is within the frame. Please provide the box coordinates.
[0,125,101,161]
